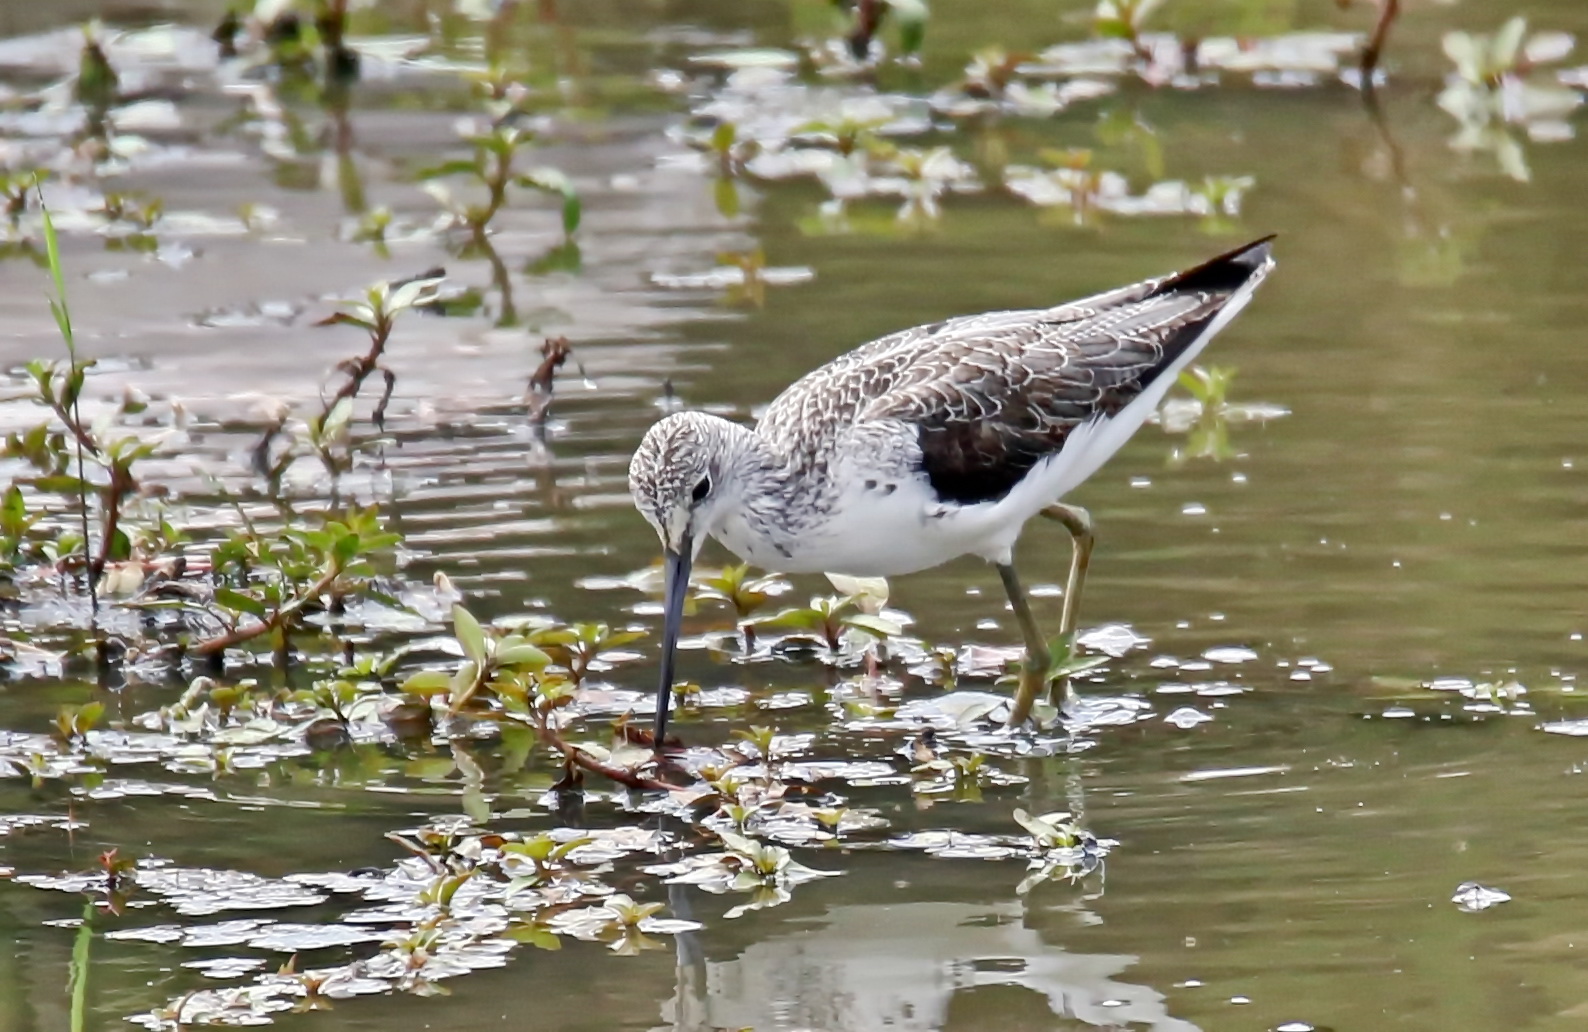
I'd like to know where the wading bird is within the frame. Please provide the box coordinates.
[630,237,1275,744]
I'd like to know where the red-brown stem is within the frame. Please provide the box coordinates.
[526,715,679,793]
[190,564,342,657]
[89,464,136,581]
[325,324,391,416]
[1360,0,1400,83]
[848,0,884,59]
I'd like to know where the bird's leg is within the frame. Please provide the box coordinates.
[998,563,1050,728]
[1041,502,1095,640]
[1039,502,1095,705]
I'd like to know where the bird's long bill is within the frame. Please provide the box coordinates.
[653,540,692,747]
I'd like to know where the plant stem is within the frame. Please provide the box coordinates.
[325,324,392,416]
[518,713,678,793]
[89,478,125,582]
[1360,0,1400,84]
[190,563,343,657]
[39,198,100,614]
[68,900,92,1032]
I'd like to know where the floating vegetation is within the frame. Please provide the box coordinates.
[1438,17,1582,181]
[651,248,815,306]
[1450,881,1511,912]
[1024,28,1367,87]
[1156,364,1290,464]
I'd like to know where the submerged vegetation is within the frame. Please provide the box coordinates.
[0,0,1582,1029]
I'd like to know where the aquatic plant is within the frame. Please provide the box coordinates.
[1010,807,1114,892]
[1437,17,1580,181]
[0,202,153,608]
[757,593,900,655]
[1092,0,1163,60]
[349,205,395,257]
[0,169,47,233]
[96,191,164,252]
[420,123,581,242]
[1338,0,1401,83]
[816,0,930,66]
[524,622,646,688]
[1003,632,1109,715]
[315,270,446,433]
[192,506,402,665]
[1159,364,1288,464]
[402,601,552,714]
[53,701,104,744]
[693,563,787,650]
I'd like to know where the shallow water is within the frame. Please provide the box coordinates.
[1,2,1587,1031]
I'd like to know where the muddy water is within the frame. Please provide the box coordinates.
[1,2,1587,1031]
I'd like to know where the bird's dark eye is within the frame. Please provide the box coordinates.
[691,477,711,503]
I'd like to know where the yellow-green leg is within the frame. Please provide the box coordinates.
[999,562,1049,727]
[1043,502,1095,655]
[1002,502,1095,726]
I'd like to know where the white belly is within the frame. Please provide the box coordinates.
[711,474,1019,577]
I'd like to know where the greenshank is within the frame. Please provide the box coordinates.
[631,236,1276,743]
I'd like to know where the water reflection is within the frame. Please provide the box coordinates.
[663,899,1198,1032]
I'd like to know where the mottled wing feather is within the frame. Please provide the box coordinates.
[756,237,1273,505]
[880,292,1224,504]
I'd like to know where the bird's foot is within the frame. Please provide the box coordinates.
[1006,659,1049,728]
[1005,634,1108,729]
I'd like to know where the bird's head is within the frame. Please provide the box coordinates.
[629,410,747,747]
[628,411,737,561]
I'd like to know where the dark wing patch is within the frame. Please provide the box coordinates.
[904,302,1224,505]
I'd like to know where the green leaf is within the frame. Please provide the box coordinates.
[560,192,581,237]
[843,613,902,639]
[452,604,488,665]
[333,532,360,566]
[1013,807,1073,847]
[494,641,551,669]
[417,159,485,181]
[504,923,562,950]
[326,312,379,333]
[528,627,580,647]
[549,836,594,861]
[1492,16,1527,72]
[1,485,24,527]
[886,0,929,55]
[40,200,74,357]
[31,475,87,495]
[76,700,105,730]
[214,588,267,618]
[446,660,481,715]
[1052,653,1110,679]
[401,670,453,697]
[713,176,740,218]
[1094,16,1130,40]
[756,607,823,631]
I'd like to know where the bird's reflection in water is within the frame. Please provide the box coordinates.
[658,764,1194,1032]
[657,895,1199,1032]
